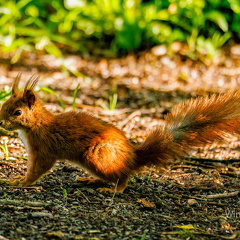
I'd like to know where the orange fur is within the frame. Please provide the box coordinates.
[0,75,240,192]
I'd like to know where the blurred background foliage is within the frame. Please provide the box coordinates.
[0,0,240,62]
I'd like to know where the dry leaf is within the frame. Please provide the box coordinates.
[137,199,156,208]
[46,231,65,239]
[174,224,204,232]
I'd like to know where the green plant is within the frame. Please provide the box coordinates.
[130,178,136,183]
[0,0,240,60]
[196,32,231,59]
[108,93,118,111]
[40,86,66,111]
[40,84,81,111]
[72,83,80,111]
[0,139,9,158]
[177,229,195,239]
[147,170,153,181]
[61,188,67,197]
[132,229,148,240]
[0,88,11,104]
[61,59,86,78]
[100,93,118,111]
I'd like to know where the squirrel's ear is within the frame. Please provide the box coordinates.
[23,89,36,109]
[12,73,22,96]
[23,75,39,109]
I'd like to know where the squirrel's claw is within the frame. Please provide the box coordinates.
[0,178,10,184]
[9,175,26,186]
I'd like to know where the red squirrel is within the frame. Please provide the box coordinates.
[0,74,240,192]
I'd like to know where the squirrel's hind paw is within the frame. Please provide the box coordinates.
[98,187,124,193]
[76,176,104,185]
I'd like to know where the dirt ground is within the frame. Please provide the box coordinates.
[0,48,240,240]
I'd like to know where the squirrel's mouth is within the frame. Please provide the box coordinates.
[0,126,14,131]
[0,121,17,131]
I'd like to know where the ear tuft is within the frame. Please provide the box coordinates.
[24,75,40,92]
[12,73,22,96]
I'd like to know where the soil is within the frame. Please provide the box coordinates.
[0,48,240,240]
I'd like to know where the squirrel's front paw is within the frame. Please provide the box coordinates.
[9,175,27,186]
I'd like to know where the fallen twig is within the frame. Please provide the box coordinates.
[118,110,142,128]
[188,157,240,163]
[219,171,240,178]
[161,231,239,239]
[206,191,239,199]
[0,199,50,207]
[2,185,43,191]
[0,235,10,240]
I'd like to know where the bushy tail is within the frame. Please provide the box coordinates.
[135,91,240,168]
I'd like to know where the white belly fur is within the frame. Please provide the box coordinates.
[17,129,31,153]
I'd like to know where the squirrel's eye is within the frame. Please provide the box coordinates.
[13,110,22,116]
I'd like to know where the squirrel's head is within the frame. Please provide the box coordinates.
[0,74,40,131]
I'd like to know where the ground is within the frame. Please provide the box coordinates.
[0,47,240,240]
